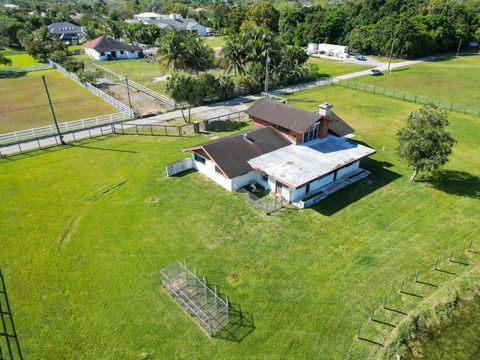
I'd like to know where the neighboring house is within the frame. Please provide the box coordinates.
[83,36,143,61]
[133,13,209,37]
[184,99,376,208]
[48,22,84,44]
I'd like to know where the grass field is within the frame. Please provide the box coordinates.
[204,36,228,49]
[307,57,371,77]
[1,84,479,359]
[0,70,117,134]
[0,53,40,67]
[355,55,480,105]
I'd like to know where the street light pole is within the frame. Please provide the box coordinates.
[42,75,65,145]
[264,48,271,93]
[387,31,397,76]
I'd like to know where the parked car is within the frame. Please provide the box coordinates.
[356,55,367,61]
[369,69,383,76]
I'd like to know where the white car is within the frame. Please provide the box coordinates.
[369,69,383,76]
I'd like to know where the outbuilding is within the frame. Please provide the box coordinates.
[83,36,143,61]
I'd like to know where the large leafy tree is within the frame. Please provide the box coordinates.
[165,72,205,122]
[396,104,456,181]
[245,1,280,33]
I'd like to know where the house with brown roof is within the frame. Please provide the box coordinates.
[83,36,142,61]
[184,99,376,208]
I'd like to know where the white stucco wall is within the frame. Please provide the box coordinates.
[336,161,360,179]
[87,48,141,61]
[231,171,259,191]
[192,155,233,191]
[311,173,335,191]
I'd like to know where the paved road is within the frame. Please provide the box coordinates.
[0,55,439,157]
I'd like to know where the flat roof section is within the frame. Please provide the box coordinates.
[248,136,376,188]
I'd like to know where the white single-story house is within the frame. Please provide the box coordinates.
[184,99,376,208]
[83,36,142,61]
[132,13,209,37]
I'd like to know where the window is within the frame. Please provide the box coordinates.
[120,50,124,55]
[100,52,105,56]
[305,183,310,194]
[262,174,268,183]
[303,122,320,143]
[194,153,206,164]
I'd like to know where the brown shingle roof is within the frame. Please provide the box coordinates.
[184,127,291,178]
[83,36,141,52]
[326,112,355,137]
[245,99,322,133]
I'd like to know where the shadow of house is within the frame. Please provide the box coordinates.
[419,170,480,200]
[213,303,255,342]
[310,158,401,216]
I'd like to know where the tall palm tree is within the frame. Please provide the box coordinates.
[156,30,188,73]
[165,72,204,122]
[221,36,246,76]
[187,37,214,75]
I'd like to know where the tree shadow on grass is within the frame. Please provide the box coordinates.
[310,158,401,216]
[418,170,480,200]
[0,70,27,78]
[213,303,255,343]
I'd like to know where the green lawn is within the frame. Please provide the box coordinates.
[0,53,40,68]
[204,36,228,49]
[307,57,371,78]
[1,85,479,359]
[0,69,117,133]
[355,55,480,105]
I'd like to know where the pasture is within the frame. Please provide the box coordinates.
[0,70,117,134]
[356,55,480,105]
[1,84,479,359]
[307,57,371,77]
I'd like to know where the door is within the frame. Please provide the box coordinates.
[275,181,283,195]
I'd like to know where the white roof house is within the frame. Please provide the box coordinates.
[184,99,376,208]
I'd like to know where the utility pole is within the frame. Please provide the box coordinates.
[42,75,65,145]
[125,76,132,111]
[456,39,462,57]
[264,48,271,93]
[387,31,397,76]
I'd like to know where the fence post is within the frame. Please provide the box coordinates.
[414,94,417,103]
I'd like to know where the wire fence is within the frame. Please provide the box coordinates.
[332,79,480,117]
[160,261,230,336]
[48,59,134,116]
[93,63,176,109]
[113,121,200,137]
[238,189,288,215]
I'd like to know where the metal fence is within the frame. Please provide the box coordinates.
[0,269,23,360]
[112,121,200,137]
[332,79,480,117]
[202,111,250,132]
[48,59,134,116]
[93,63,176,109]
[160,261,230,336]
[0,112,130,147]
[238,189,288,215]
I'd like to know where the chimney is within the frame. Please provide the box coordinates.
[318,103,333,117]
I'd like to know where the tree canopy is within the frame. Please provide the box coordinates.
[396,104,456,181]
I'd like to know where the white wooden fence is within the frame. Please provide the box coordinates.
[48,59,134,117]
[93,63,176,109]
[0,112,129,146]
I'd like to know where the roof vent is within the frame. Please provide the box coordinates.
[243,134,254,143]
[318,102,333,117]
